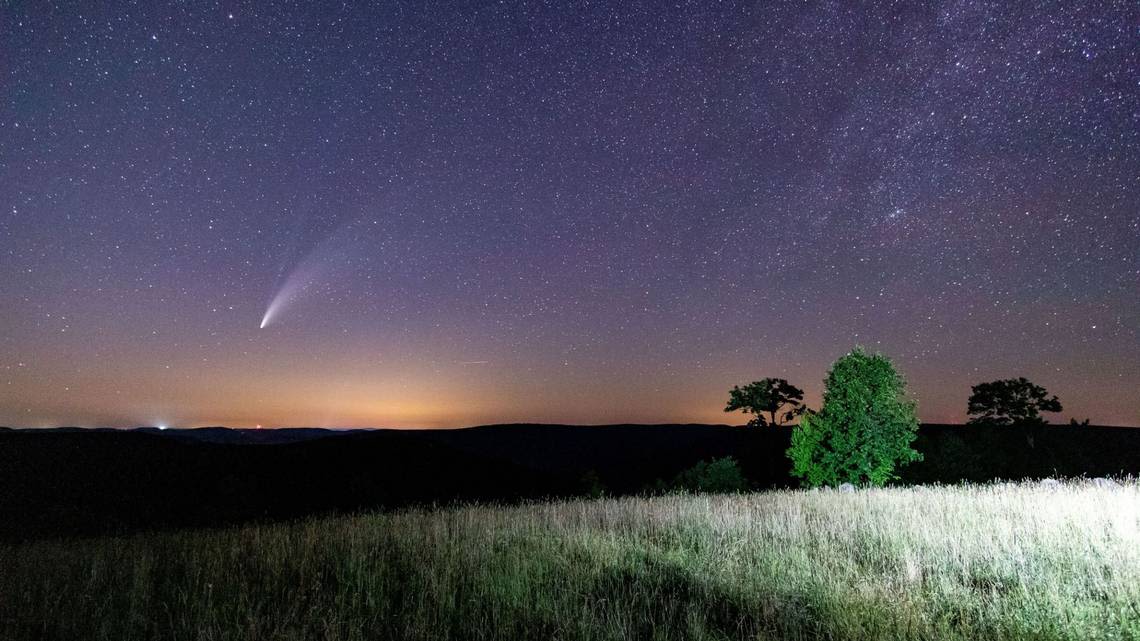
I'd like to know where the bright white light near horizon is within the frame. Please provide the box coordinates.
[157,424,168,431]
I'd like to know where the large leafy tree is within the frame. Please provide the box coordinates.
[787,348,922,487]
[966,378,1062,426]
[724,378,806,427]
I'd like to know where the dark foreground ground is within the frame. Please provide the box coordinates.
[1,423,1138,541]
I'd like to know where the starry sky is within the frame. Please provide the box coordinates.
[2,1,1137,429]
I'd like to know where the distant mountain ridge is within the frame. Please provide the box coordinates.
[134,426,353,445]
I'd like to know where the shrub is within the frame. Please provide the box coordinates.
[665,457,749,493]
[578,470,607,499]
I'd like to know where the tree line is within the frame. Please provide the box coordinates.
[725,349,1083,488]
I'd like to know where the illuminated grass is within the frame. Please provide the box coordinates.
[2,481,1138,640]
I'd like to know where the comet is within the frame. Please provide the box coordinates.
[259,220,363,329]
[259,259,327,329]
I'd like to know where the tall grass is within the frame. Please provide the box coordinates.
[2,481,1138,640]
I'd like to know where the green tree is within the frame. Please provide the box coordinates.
[787,348,922,488]
[966,378,1062,426]
[724,378,807,427]
[666,457,749,493]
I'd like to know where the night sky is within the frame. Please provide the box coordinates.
[2,2,1137,429]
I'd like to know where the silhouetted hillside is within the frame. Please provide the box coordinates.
[0,429,567,541]
[418,423,792,493]
[905,424,1140,483]
[2,423,1138,541]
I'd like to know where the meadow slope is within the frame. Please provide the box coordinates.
[2,481,1138,641]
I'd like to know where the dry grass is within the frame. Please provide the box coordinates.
[2,480,1138,640]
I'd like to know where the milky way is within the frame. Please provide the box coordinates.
[1,2,1137,428]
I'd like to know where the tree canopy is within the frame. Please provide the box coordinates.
[787,348,922,488]
[967,378,1062,427]
[724,378,807,428]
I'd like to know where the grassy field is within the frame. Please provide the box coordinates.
[2,481,1138,641]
